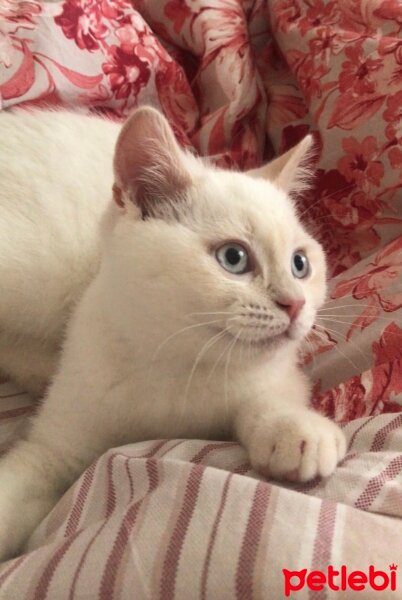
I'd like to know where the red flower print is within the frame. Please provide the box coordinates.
[266,87,308,126]
[164,0,193,34]
[100,0,130,20]
[102,44,150,100]
[0,0,41,67]
[298,169,352,272]
[332,237,402,338]
[371,324,402,413]
[0,36,12,68]
[115,12,165,65]
[291,55,330,101]
[326,190,381,228]
[373,322,402,366]
[308,28,343,64]
[54,0,109,51]
[299,167,384,275]
[374,0,402,26]
[155,60,197,145]
[272,0,301,33]
[197,2,253,87]
[313,376,368,422]
[388,146,402,168]
[0,0,41,33]
[298,1,339,36]
[327,92,386,130]
[337,0,374,33]
[338,136,384,188]
[338,44,382,96]
[378,37,402,57]
[383,90,402,142]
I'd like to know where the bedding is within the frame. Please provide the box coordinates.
[1,0,402,598]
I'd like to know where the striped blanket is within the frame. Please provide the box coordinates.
[1,0,402,598]
[0,384,401,599]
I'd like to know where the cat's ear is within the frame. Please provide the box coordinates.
[113,107,191,216]
[247,135,315,195]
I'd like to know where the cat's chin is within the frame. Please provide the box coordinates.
[233,328,308,353]
[250,332,289,348]
[228,331,289,352]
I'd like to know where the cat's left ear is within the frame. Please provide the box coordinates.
[247,135,316,195]
[113,106,192,216]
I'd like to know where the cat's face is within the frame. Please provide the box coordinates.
[103,108,326,364]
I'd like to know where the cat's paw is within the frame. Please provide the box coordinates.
[248,411,346,482]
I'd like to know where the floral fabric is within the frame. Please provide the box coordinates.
[1,1,402,596]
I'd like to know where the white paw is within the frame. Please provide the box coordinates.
[248,411,346,482]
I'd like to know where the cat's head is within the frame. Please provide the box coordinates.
[102,107,326,365]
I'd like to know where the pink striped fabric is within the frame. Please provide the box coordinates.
[0,384,401,599]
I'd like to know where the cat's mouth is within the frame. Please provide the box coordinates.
[208,323,291,350]
[224,330,288,350]
[247,332,288,348]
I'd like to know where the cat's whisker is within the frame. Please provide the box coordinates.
[147,318,230,389]
[308,338,319,374]
[247,336,255,360]
[315,319,370,361]
[204,333,236,388]
[317,316,402,336]
[180,329,228,419]
[321,297,400,311]
[297,183,356,220]
[300,335,318,373]
[318,303,382,311]
[313,324,364,370]
[312,326,361,373]
[305,344,317,373]
[150,319,226,366]
[315,320,366,348]
[223,332,240,425]
[324,284,402,305]
[185,311,236,318]
[317,313,400,322]
[239,328,245,367]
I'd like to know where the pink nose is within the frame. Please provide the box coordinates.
[276,297,305,322]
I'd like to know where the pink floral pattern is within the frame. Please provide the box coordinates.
[1,0,402,424]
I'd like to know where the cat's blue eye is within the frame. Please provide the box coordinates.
[291,251,310,279]
[216,243,250,275]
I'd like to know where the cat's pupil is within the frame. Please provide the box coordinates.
[294,254,305,271]
[226,247,242,265]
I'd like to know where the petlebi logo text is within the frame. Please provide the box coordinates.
[283,564,398,597]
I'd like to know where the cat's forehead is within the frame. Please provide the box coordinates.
[194,169,303,248]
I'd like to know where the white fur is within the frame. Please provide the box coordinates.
[0,109,118,393]
[0,108,346,561]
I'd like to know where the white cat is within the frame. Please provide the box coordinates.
[0,107,346,561]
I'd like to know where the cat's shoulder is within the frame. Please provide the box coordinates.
[0,107,120,146]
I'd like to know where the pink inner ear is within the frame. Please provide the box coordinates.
[113,107,191,215]
[112,183,124,208]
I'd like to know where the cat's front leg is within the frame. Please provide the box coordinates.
[0,432,87,561]
[235,404,346,483]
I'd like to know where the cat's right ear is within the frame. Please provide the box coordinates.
[113,107,192,216]
[247,135,316,196]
